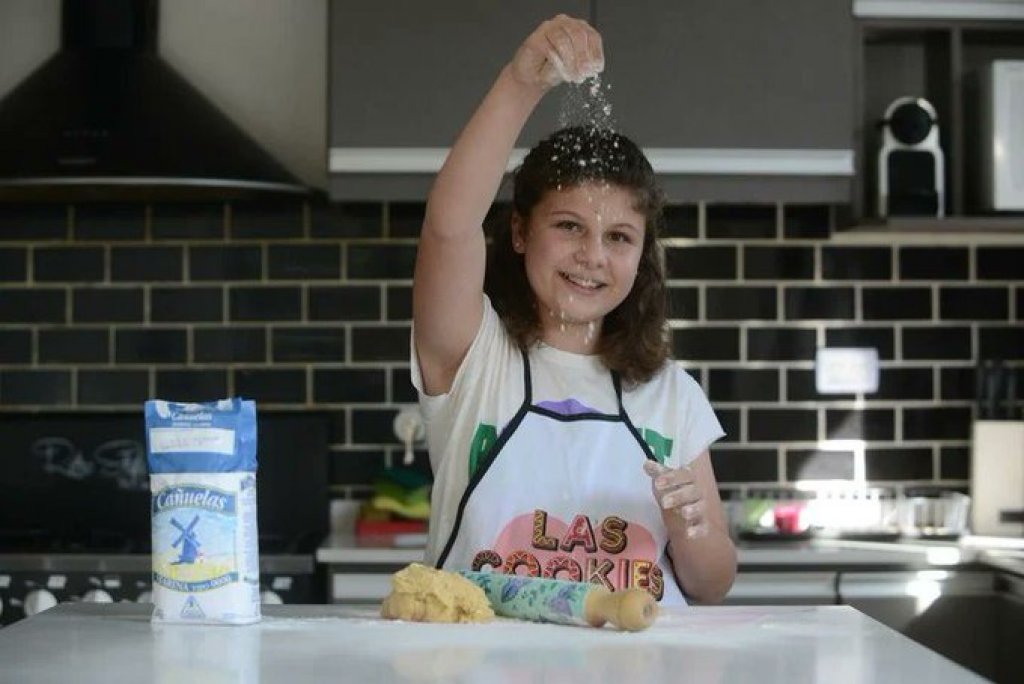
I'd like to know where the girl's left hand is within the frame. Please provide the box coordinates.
[643,460,708,538]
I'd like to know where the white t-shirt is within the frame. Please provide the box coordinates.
[412,295,725,566]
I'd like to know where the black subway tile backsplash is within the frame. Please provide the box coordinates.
[229,286,302,321]
[707,287,777,320]
[0,329,32,363]
[111,246,183,282]
[0,289,66,323]
[309,285,382,321]
[388,202,425,238]
[710,448,778,483]
[272,327,346,362]
[386,286,412,321]
[876,367,934,401]
[784,287,854,320]
[863,287,932,321]
[939,287,1008,320]
[4,199,1019,496]
[73,204,145,241]
[783,205,830,239]
[193,327,266,363]
[0,248,27,281]
[38,329,109,363]
[744,246,814,280]
[978,326,1024,360]
[662,204,699,238]
[231,202,304,239]
[347,244,417,280]
[787,369,854,402]
[747,327,817,361]
[902,326,972,361]
[0,204,67,240]
[115,328,188,364]
[268,245,341,280]
[672,327,740,361]
[825,409,895,441]
[73,288,143,323]
[313,369,387,404]
[233,368,307,404]
[708,368,779,402]
[866,448,934,481]
[0,369,72,405]
[822,246,891,281]
[825,326,895,359]
[78,369,150,405]
[664,245,737,280]
[786,449,854,480]
[706,204,776,239]
[34,246,104,282]
[748,408,818,442]
[976,247,1024,280]
[351,326,411,362]
[311,202,383,239]
[151,287,223,322]
[190,245,263,281]
[899,247,968,280]
[903,407,972,441]
[666,285,700,320]
[151,203,225,240]
[940,447,970,480]
[155,369,229,402]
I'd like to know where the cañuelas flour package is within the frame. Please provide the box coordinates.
[145,398,260,624]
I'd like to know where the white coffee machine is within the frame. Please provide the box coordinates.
[877,96,945,218]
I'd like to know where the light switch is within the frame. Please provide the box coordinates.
[815,348,879,394]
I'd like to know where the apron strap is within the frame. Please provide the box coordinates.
[613,370,658,462]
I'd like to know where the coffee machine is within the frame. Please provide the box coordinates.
[877,97,945,218]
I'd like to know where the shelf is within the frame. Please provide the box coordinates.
[836,215,1024,242]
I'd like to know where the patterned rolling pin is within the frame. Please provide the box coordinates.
[457,571,658,631]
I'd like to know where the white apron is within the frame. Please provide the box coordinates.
[436,352,686,605]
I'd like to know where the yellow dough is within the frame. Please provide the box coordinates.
[380,563,495,623]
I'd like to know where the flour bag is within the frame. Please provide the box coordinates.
[145,398,260,624]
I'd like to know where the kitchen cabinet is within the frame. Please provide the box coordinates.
[328,0,855,202]
[838,570,998,681]
[597,0,855,202]
[851,3,1024,225]
[995,573,1024,684]
[328,0,586,200]
[721,571,837,606]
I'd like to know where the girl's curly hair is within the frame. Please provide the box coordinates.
[484,125,670,386]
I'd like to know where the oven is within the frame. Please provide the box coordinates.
[0,411,330,626]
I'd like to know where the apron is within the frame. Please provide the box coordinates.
[436,350,686,605]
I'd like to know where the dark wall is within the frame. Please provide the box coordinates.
[0,200,1021,499]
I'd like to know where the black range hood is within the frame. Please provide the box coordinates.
[0,0,309,202]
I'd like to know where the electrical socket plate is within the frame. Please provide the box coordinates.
[815,347,879,394]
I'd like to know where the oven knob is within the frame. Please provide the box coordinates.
[82,589,114,603]
[24,589,58,616]
[136,590,153,603]
[260,590,284,605]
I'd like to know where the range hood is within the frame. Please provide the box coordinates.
[0,0,309,202]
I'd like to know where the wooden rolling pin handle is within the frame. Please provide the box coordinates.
[583,587,658,632]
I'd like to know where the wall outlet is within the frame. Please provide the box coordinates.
[815,347,879,394]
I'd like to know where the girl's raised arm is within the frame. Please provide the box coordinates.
[413,15,603,395]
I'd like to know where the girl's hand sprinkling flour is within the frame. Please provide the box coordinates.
[511,14,604,89]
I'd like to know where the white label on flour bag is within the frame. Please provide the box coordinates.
[145,398,260,624]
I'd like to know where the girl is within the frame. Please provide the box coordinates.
[412,15,736,604]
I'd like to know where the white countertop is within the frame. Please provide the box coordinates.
[0,603,986,683]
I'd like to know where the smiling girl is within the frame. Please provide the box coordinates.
[412,15,736,604]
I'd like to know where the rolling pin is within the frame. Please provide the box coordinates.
[457,570,658,632]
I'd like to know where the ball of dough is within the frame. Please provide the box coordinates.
[381,563,494,623]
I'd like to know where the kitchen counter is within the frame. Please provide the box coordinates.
[0,602,987,683]
[316,532,1024,574]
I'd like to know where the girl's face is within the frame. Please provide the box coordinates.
[513,182,645,354]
